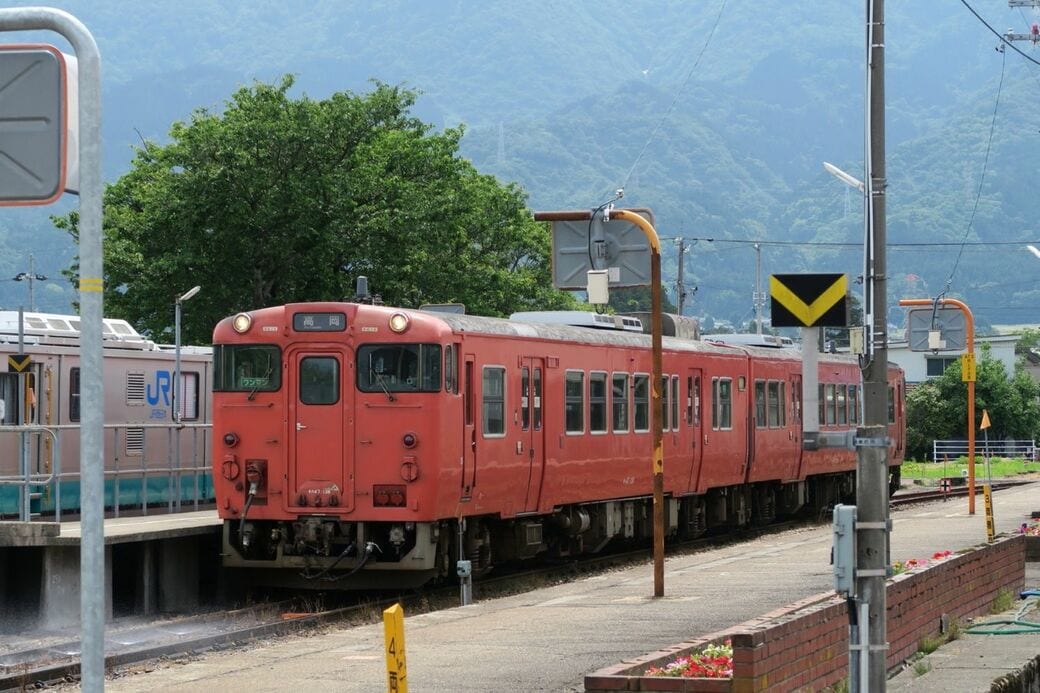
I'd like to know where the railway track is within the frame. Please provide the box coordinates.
[890,479,1030,507]
[4,481,1029,690]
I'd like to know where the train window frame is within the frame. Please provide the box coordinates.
[767,380,782,428]
[848,384,859,424]
[533,367,542,431]
[888,385,896,424]
[611,372,629,434]
[521,366,530,431]
[213,344,282,393]
[659,375,670,432]
[0,372,17,424]
[713,377,733,431]
[754,379,767,428]
[481,365,506,438]
[357,343,442,393]
[178,371,201,421]
[565,369,585,435]
[633,373,650,433]
[299,356,340,406]
[444,344,457,394]
[836,384,848,426]
[69,367,81,422]
[589,371,608,435]
[670,375,679,432]
[824,384,836,426]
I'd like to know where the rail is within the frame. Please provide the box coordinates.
[932,439,1037,462]
[0,422,213,522]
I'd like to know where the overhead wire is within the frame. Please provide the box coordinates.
[611,0,728,198]
[960,0,1040,68]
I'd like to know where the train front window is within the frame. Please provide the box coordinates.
[357,344,441,393]
[213,345,282,392]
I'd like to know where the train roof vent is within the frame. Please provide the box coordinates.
[702,333,796,348]
[509,311,644,332]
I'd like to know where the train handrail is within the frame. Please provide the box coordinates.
[0,424,59,485]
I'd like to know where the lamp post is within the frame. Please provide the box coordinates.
[13,254,47,311]
[173,286,200,511]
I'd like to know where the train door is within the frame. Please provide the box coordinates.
[461,353,476,500]
[520,357,545,512]
[685,368,703,491]
[288,348,354,511]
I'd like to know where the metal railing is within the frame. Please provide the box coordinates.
[931,438,1037,462]
[0,422,213,522]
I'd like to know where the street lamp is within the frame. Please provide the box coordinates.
[1026,244,1040,260]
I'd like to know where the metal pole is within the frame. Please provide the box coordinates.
[611,209,665,597]
[0,9,105,691]
[676,238,686,316]
[753,243,763,335]
[855,0,889,689]
[28,254,35,312]
[17,307,28,521]
[173,298,181,509]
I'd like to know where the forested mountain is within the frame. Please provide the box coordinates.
[2,1,1038,332]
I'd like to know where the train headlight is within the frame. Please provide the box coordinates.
[232,313,252,333]
[388,312,410,333]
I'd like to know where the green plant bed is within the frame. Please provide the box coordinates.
[901,458,1036,482]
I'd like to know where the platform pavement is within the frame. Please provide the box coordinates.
[887,561,1040,692]
[66,483,1040,692]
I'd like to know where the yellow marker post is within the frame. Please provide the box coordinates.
[984,484,995,542]
[383,603,407,692]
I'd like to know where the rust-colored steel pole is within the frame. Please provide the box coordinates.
[611,209,665,597]
[899,298,976,514]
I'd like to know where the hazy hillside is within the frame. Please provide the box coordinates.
[2,1,1038,331]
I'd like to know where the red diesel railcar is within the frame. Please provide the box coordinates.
[212,302,904,588]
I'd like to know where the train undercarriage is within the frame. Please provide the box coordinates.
[223,468,899,589]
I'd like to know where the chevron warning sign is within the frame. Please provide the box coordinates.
[769,273,848,328]
[7,354,31,372]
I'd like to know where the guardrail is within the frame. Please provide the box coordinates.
[0,422,213,522]
[932,438,1036,462]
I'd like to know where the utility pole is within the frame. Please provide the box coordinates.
[13,254,47,312]
[852,0,889,690]
[752,243,764,334]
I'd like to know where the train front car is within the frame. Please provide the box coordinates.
[213,303,456,588]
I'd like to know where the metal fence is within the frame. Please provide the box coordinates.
[0,422,213,522]
[931,438,1037,462]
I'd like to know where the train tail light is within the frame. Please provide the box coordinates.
[373,484,407,507]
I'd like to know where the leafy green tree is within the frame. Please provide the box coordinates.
[606,285,677,315]
[54,76,574,343]
[905,344,1040,459]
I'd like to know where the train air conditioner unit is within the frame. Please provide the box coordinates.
[509,311,644,333]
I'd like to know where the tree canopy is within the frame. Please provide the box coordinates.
[54,76,574,343]
[904,344,1040,460]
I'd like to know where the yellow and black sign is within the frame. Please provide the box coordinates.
[769,274,848,328]
[383,603,408,692]
[7,354,31,372]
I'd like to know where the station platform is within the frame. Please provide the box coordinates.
[81,483,1040,692]
[0,511,222,631]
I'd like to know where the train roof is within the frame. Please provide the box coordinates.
[0,311,211,354]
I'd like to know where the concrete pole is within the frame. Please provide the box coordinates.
[753,243,763,335]
[854,0,889,690]
[676,238,686,316]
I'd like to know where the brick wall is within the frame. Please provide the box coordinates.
[585,534,1025,693]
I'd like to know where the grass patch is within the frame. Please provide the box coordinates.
[824,678,849,693]
[945,616,963,641]
[901,458,1036,481]
[913,659,932,676]
[991,588,1014,614]
[918,633,945,655]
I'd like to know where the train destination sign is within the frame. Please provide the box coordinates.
[292,312,347,332]
[769,273,848,328]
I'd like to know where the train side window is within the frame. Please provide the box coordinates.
[589,371,607,434]
[69,367,81,422]
[836,385,848,425]
[712,378,720,430]
[716,377,732,430]
[612,373,629,433]
[633,374,649,432]
[299,357,339,405]
[533,368,542,430]
[848,384,859,424]
[660,375,670,431]
[178,372,200,421]
[670,376,679,431]
[825,384,836,425]
[818,383,825,427]
[521,367,530,431]
[779,381,786,426]
[887,385,896,424]
[444,345,457,394]
[565,370,584,434]
[482,366,505,437]
[464,360,474,426]
[0,373,17,424]
[754,380,766,428]
[767,381,781,428]
[694,376,701,426]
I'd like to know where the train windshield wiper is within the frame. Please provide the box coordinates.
[370,368,396,402]
[247,367,272,401]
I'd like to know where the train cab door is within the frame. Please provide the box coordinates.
[520,357,545,512]
[461,353,476,500]
[288,348,354,512]
[685,368,703,491]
